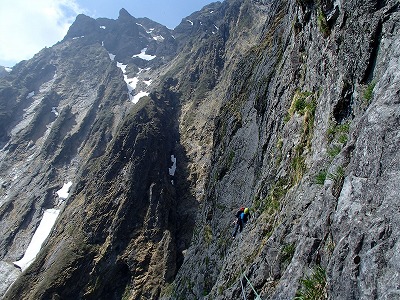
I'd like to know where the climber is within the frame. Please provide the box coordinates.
[232,207,251,238]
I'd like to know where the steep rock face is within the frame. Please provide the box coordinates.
[0,41,130,297]
[0,42,128,254]
[0,9,186,299]
[1,1,256,298]
[0,0,399,299]
[166,0,272,203]
[169,0,400,299]
[0,67,8,78]
[0,0,269,296]
[4,90,197,299]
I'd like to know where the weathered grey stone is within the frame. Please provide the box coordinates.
[1,0,399,299]
[0,261,20,296]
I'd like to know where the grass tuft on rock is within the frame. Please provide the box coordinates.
[295,265,327,300]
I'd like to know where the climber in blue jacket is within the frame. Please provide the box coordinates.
[232,207,251,238]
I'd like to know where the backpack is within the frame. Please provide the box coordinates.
[241,212,249,223]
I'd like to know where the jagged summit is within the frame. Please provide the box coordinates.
[118,8,135,21]
[1,0,399,299]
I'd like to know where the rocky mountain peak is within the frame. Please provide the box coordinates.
[118,8,135,21]
[64,13,99,40]
[1,0,399,299]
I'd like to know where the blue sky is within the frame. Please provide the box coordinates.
[79,0,217,28]
[0,0,217,67]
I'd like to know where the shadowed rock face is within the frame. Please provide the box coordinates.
[168,0,400,299]
[1,0,400,299]
[0,8,193,299]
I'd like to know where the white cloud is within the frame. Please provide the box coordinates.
[0,0,83,66]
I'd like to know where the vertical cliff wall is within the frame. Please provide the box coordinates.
[0,9,193,299]
[0,0,399,299]
[170,0,400,299]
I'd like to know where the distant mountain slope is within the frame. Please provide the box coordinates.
[1,0,400,299]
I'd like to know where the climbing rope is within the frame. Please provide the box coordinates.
[238,234,263,300]
[240,275,247,300]
[242,273,262,300]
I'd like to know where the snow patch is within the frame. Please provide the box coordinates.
[13,209,60,272]
[187,20,194,26]
[109,53,116,61]
[214,24,219,30]
[143,79,152,86]
[169,155,177,176]
[132,48,156,61]
[100,26,106,29]
[132,91,149,104]
[56,181,72,199]
[117,62,127,73]
[5,67,12,72]
[117,62,141,101]
[153,35,164,41]
[51,107,59,116]
[138,67,151,74]
[72,36,84,40]
[127,77,139,90]
[26,91,35,99]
